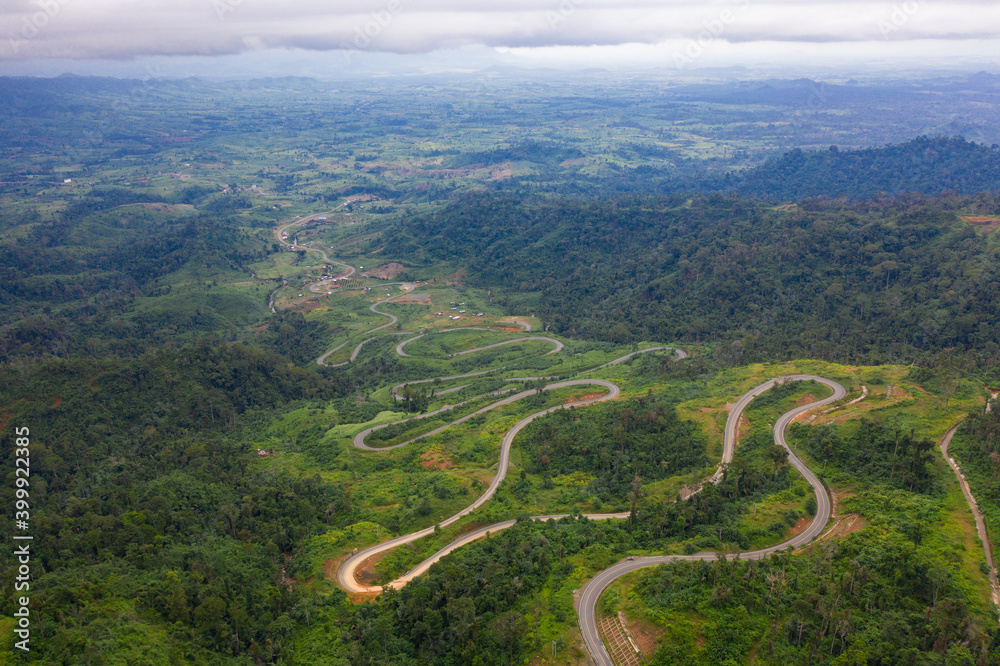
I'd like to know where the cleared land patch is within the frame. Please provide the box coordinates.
[369,262,407,279]
[961,215,1000,233]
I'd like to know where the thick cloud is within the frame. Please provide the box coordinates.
[2,0,999,61]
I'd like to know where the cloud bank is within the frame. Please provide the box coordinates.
[3,0,999,62]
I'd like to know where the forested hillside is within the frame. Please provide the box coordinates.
[386,191,1000,373]
[722,136,1000,201]
[0,339,413,661]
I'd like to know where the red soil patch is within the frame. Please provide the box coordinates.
[626,615,664,656]
[52,396,62,408]
[736,415,750,442]
[830,489,853,517]
[796,490,866,551]
[564,392,605,404]
[322,557,338,578]
[788,516,811,537]
[840,514,866,537]
[807,514,866,549]
[325,555,381,602]
[252,323,269,332]
[354,551,389,585]
[420,449,454,470]
[795,393,816,405]
[490,326,522,332]
[500,317,532,329]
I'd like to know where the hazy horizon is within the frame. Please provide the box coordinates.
[2,0,998,79]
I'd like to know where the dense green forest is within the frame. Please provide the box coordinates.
[790,419,940,494]
[385,190,1000,373]
[0,341,375,661]
[0,329,439,661]
[491,136,1000,200]
[520,394,708,499]
[721,136,1000,201]
[634,503,996,665]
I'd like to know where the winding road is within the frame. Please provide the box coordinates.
[276,213,357,278]
[283,241,693,598]
[316,283,416,366]
[577,376,845,664]
[394,330,564,358]
[336,364,848,666]
[338,378,623,593]
[270,214,997,659]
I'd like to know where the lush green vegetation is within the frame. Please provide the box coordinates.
[633,489,996,665]
[950,406,1000,563]
[1,74,998,665]
[520,394,708,500]
[722,136,1000,201]
[287,516,653,665]
[791,419,940,494]
[385,190,1000,374]
[0,341,379,661]
[607,407,1000,665]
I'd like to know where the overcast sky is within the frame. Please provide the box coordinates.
[2,0,999,74]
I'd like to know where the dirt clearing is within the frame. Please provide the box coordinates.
[420,448,454,470]
[395,292,432,305]
[961,215,1000,233]
[564,392,606,404]
[788,516,812,537]
[354,551,389,585]
[625,614,664,656]
[798,489,866,550]
[289,298,324,312]
[814,513,867,544]
[500,317,533,331]
[369,262,406,279]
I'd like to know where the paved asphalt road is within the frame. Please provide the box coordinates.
[338,377,621,593]
[577,375,845,665]
[277,216,856,656]
[337,348,690,592]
